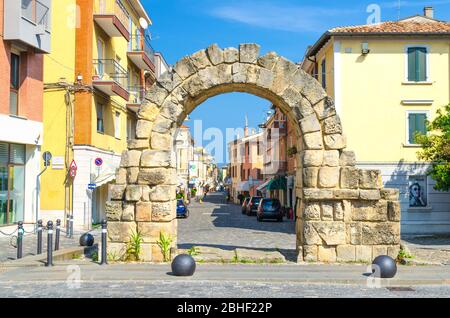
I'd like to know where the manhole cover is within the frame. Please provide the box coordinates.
[386,287,415,292]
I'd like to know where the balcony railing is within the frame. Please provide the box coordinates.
[127,85,145,104]
[94,0,130,33]
[129,34,156,66]
[93,59,128,89]
[21,0,50,30]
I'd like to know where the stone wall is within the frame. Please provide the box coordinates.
[105,43,400,263]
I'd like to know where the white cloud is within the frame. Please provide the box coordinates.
[209,2,359,33]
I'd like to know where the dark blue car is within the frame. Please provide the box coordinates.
[176,199,189,218]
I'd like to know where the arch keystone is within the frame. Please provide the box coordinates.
[239,43,261,63]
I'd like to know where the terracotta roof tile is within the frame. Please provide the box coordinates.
[329,20,450,34]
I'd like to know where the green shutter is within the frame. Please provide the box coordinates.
[409,113,427,144]
[408,48,416,82]
[417,48,427,82]
[408,114,416,144]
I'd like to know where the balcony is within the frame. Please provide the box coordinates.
[126,85,145,112]
[94,0,130,41]
[3,0,52,53]
[92,59,129,101]
[127,35,156,72]
[264,160,288,176]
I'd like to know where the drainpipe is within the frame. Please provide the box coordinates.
[35,166,48,232]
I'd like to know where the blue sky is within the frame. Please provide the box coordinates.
[142,0,450,164]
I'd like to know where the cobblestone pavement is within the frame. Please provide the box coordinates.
[178,192,297,261]
[402,236,450,265]
[0,280,448,298]
[0,227,101,262]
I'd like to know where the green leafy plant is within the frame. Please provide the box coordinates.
[287,146,298,157]
[396,247,414,264]
[232,250,239,263]
[157,231,173,262]
[91,251,99,262]
[107,251,122,262]
[125,230,144,261]
[187,246,200,256]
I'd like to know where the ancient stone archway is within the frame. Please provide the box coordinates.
[107,44,401,263]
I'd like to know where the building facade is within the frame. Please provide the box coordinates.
[174,125,194,198]
[302,7,450,234]
[0,0,51,227]
[40,0,158,230]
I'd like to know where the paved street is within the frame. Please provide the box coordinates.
[178,192,297,261]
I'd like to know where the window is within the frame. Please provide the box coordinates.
[96,103,104,133]
[257,141,261,156]
[409,176,427,207]
[10,53,20,116]
[115,112,121,139]
[407,112,427,145]
[407,47,428,82]
[321,58,326,89]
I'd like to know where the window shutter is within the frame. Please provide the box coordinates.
[9,144,25,164]
[417,48,427,82]
[416,113,427,136]
[0,143,8,165]
[408,114,416,144]
[408,48,416,82]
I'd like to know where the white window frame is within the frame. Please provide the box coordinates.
[404,45,431,83]
[114,111,121,139]
[405,110,430,146]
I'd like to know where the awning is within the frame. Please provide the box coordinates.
[257,177,287,191]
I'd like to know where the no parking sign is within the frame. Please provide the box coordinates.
[95,158,103,167]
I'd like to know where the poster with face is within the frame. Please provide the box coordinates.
[409,176,427,207]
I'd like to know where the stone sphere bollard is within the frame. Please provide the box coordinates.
[372,255,397,278]
[171,254,196,277]
[79,233,95,247]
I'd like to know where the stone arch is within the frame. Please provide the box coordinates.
[107,44,401,263]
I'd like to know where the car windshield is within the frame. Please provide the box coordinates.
[177,200,184,206]
[262,199,281,211]
[251,197,263,205]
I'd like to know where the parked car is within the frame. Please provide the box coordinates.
[176,199,189,218]
[257,198,283,222]
[241,197,250,214]
[246,196,263,216]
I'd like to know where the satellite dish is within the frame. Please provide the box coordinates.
[139,17,148,30]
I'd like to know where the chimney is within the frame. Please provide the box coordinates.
[244,115,249,137]
[424,6,434,19]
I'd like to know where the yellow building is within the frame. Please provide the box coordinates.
[41,0,158,229]
[302,7,450,234]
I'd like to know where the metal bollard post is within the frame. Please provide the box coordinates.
[37,220,43,255]
[46,221,53,267]
[66,214,70,238]
[69,215,74,239]
[100,219,108,265]
[55,219,61,251]
[17,222,24,259]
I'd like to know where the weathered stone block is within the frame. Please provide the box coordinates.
[281,87,303,109]
[302,150,323,167]
[359,170,383,189]
[336,245,356,262]
[136,201,152,222]
[128,139,150,150]
[318,167,340,188]
[312,96,336,120]
[144,84,168,106]
[152,117,173,134]
[333,189,360,200]
[151,244,166,262]
[126,185,142,202]
[190,49,212,70]
[360,190,381,201]
[106,242,127,260]
[318,246,337,263]
[387,245,400,259]
[340,167,359,189]
[323,116,343,135]
[139,243,153,262]
[372,246,388,258]
[334,201,345,221]
[110,185,126,200]
[108,222,136,243]
[303,167,318,188]
[324,134,347,150]
[304,203,321,220]
[122,203,135,221]
[138,102,160,122]
[381,188,400,201]
[304,221,346,245]
[173,56,196,80]
[303,132,324,150]
[137,168,173,186]
[361,223,400,245]
[127,167,140,184]
[120,150,142,168]
[152,201,176,222]
[239,43,260,63]
[105,201,122,221]
[303,189,334,200]
[150,132,173,150]
[303,223,322,245]
[150,185,176,202]
[115,168,127,185]
[142,186,150,202]
[206,44,224,65]
[321,202,334,221]
[346,223,362,245]
[303,245,318,262]
[352,200,388,222]
[136,120,153,139]
[300,114,321,133]
[138,221,176,243]
[388,201,401,221]
[160,100,184,122]
[339,151,356,166]
[355,245,372,263]
[256,68,274,88]
[257,51,279,70]
[323,150,339,167]
[301,79,327,106]
[223,47,239,63]
[141,150,171,168]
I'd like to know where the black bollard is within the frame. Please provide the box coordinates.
[100,219,107,265]
[65,214,70,238]
[69,215,74,239]
[46,221,53,267]
[37,220,43,255]
[17,222,24,259]
[55,219,61,251]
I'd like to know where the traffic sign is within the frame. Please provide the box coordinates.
[43,151,52,167]
[94,158,103,167]
[88,183,97,190]
[69,160,77,178]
